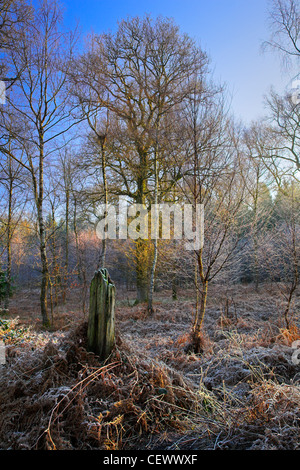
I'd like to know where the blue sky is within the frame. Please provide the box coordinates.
[61,0,297,124]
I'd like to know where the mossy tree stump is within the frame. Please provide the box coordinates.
[87,268,116,360]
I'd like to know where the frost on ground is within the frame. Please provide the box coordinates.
[1,284,300,450]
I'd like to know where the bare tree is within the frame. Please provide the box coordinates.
[260,181,300,329]
[261,0,300,179]
[242,124,275,289]
[177,81,248,351]
[0,0,32,85]
[0,106,29,307]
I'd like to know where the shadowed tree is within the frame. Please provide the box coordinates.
[263,0,300,64]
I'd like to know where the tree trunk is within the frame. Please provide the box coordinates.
[87,268,116,360]
[40,234,50,327]
[136,150,149,303]
[73,197,88,315]
[172,276,177,301]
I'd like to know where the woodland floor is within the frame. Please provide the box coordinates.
[1,283,300,450]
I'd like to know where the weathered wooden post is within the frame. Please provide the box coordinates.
[87,268,116,360]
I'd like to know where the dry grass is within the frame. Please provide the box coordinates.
[1,282,300,450]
